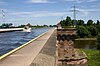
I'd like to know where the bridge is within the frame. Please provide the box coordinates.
[0,28,88,66]
[0,28,55,66]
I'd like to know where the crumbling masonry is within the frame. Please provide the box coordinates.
[56,28,88,66]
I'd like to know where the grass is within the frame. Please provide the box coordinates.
[83,49,100,66]
[75,38,97,40]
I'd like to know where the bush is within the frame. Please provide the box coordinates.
[88,26,98,36]
[76,26,89,38]
[97,34,100,50]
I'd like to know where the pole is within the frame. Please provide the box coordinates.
[1,10,5,23]
[73,5,77,27]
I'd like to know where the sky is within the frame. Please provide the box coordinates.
[0,0,100,26]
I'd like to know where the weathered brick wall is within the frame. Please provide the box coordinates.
[56,28,88,66]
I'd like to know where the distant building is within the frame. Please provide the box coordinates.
[57,22,62,29]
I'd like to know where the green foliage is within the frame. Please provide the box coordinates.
[0,23,13,28]
[97,34,100,49]
[66,16,72,26]
[96,25,100,33]
[83,49,100,66]
[60,20,67,28]
[87,20,93,26]
[88,26,98,36]
[60,16,99,38]
[77,20,84,25]
[60,16,74,28]
[97,34,100,41]
[76,26,89,38]
[96,20,100,25]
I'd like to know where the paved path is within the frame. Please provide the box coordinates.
[0,28,55,66]
[30,30,56,66]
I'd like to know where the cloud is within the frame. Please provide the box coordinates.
[8,11,67,18]
[76,8,89,16]
[65,0,98,3]
[26,0,55,3]
[87,0,98,2]
[77,8,100,16]
[86,9,100,12]
[7,8,100,18]
[90,3,100,7]
[65,0,83,3]
[0,1,7,5]
[66,7,100,17]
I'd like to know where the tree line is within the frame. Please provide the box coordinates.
[0,23,13,28]
[0,23,56,28]
[60,16,100,49]
[60,16,100,38]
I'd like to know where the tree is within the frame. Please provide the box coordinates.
[96,20,100,25]
[60,20,67,28]
[1,23,13,28]
[1,23,6,28]
[77,20,84,25]
[77,26,89,38]
[87,20,93,26]
[66,16,72,26]
[97,34,100,50]
[96,25,100,33]
[88,26,98,36]
[72,20,78,26]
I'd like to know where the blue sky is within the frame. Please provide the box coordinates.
[0,0,100,26]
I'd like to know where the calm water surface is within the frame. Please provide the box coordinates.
[0,28,51,55]
[74,40,97,50]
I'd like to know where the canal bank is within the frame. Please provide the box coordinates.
[0,28,55,66]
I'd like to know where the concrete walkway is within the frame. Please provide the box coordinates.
[30,29,56,66]
[0,28,55,66]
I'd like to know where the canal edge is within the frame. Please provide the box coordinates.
[0,29,52,60]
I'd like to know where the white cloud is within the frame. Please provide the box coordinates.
[80,8,100,12]
[9,11,66,18]
[0,1,7,5]
[26,0,55,3]
[87,0,98,2]
[65,8,100,17]
[6,8,100,19]
[90,3,100,7]
[77,8,100,16]
[65,0,98,3]
[65,0,83,3]
[76,8,89,16]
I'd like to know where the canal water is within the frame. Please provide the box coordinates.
[0,28,51,56]
[74,40,97,50]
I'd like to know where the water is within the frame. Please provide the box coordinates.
[0,28,51,55]
[74,40,97,50]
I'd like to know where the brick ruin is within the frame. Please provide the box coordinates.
[56,28,88,66]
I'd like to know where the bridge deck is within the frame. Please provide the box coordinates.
[0,28,55,66]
